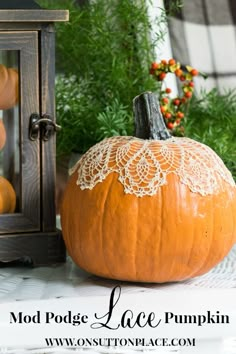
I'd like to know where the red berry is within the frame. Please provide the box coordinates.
[180,75,186,82]
[191,69,198,76]
[162,97,169,104]
[151,62,159,70]
[167,122,174,130]
[175,119,181,125]
[185,91,192,98]
[175,69,183,77]
[168,58,176,66]
[181,97,186,104]
[189,81,195,87]
[165,87,172,94]
[177,111,184,119]
[159,72,166,81]
[165,112,172,119]
[173,99,180,106]
[161,59,167,65]
[160,105,167,113]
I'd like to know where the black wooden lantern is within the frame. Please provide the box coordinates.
[0,0,68,265]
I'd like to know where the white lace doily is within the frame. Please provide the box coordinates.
[70,136,235,197]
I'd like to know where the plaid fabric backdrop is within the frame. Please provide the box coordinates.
[165,0,236,93]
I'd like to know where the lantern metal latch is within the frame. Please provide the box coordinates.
[29,113,61,141]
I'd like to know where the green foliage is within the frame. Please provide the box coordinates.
[55,75,99,155]
[184,89,236,180]
[55,75,133,155]
[37,0,181,155]
[38,0,157,154]
[96,99,133,140]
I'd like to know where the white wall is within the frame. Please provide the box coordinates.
[147,0,178,96]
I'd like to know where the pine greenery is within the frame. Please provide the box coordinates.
[185,89,236,180]
[38,0,162,155]
[38,0,236,181]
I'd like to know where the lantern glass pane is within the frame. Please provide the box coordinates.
[0,50,20,214]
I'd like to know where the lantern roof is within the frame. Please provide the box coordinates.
[0,0,41,8]
[0,0,68,22]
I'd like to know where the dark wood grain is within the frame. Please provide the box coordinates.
[0,23,45,30]
[0,11,67,265]
[0,31,40,232]
[20,32,41,227]
[0,10,69,22]
[40,25,56,232]
[0,231,65,266]
[0,214,40,234]
[0,0,41,9]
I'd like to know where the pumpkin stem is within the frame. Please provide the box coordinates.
[133,91,171,140]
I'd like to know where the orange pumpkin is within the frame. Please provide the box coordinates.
[0,176,16,214]
[0,64,19,110]
[61,92,236,283]
[0,119,6,150]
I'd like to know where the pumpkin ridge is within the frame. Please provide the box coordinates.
[155,187,163,279]
[60,173,76,261]
[146,195,158,280]
[166,181,185,281]
[101,172,119,278]
[191,189,236,277]
[185,191,214,279]
[158,181,164,279]
[133,188,139,280]
[74,185,85,272]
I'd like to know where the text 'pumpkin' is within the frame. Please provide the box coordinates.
[61,92,236,283]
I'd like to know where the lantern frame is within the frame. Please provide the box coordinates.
[0,2,69,265]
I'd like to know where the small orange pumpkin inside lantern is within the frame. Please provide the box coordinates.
[0,64,18,110]
[0,119,6,150]
[0,176,16,214]
[0,115,16,215]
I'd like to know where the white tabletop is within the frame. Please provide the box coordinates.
[0,241,235,353]
[0,246,236,303]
